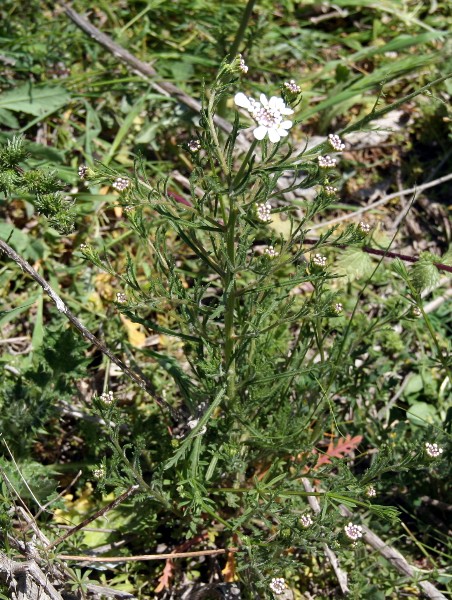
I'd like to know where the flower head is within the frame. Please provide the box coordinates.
[300,514,313,528]
[238,54,248,74]
[234,92,294,143]
[358,221,371,234]
[312,253,327,268]
[318,155,337,168]
[425,442,443,458]
[324,185,338,196]
[100,391,114,405]
[78,164,88,179]
[116,292,127,304]
[188,139,201,153]
[344,522,363,541]
[113,177,129,192]
[366,485,376,498]
[269,577,287,595]
[284,79,301,94]
[264,245,279,258]
[328,133,345,152]
[93,467,105,480]
[411,306,422,318]
[333,302,343,314]
[255,201,272,222]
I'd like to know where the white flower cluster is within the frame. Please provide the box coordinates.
[116,292,127,304]
[344,522,363,541]
[312,254,327,268]
[333,302,343,314]
[358,221,371,234]
[113,177,130,191]
[79,243,88,250]
[238,54,248,74]
[235,92,294,143]
[78,164,88,179]
[300,514,313,528]
[284,79,301,93]
[318,155,337,168]
[366,485,376,498]
[328,133,345,151]
[324,185,338,195]
[269,577,287,595]
[256,201,272,222]
[93,467,105,479]
[100,391,114,405]
[264,245,279,258]
[425,442,443,458]
[188,139,201,152]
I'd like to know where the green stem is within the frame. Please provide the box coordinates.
[232,138,258,190]
[207,90,229,176]
[217,0,257,119]
[224,206,237,403]
[229,0,257,60]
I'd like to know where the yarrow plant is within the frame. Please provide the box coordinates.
[63,61,450,596]
[3,50,448,599]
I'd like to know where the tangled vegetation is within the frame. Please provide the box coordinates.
[0,1,451,599]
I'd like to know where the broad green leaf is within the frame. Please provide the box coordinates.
[406,402,438,426]
[0,108,19,128]
[334,247,374,281]
[0,223,47,261]
[410,252,440,292]
[0,83,71,116]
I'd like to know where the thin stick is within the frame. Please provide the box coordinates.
[57,547,238,562]
[310,172,452,231]
[1,437,46,512]
[0,239,176,417]
[302,478,349,595]
[33,470,83,521]
[46,485,139,550]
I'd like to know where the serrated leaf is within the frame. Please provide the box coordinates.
[0,83,71,116]
[334,247,374,281]
[440,246,452,267]
[410,253,440,292]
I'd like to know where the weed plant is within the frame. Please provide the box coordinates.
[0,2,451,598]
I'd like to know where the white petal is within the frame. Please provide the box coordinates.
[234,92,252,110]
[260,93,269,106]
[280,106,294,115]
[268,128,281,143]
[253,125,268,140]
[276,127,289,137]
[269,96,283,109]
[280,120,293,130]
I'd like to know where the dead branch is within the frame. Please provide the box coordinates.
[0,551,64,600]
[57,548,238,562]
[302,478,350,595]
